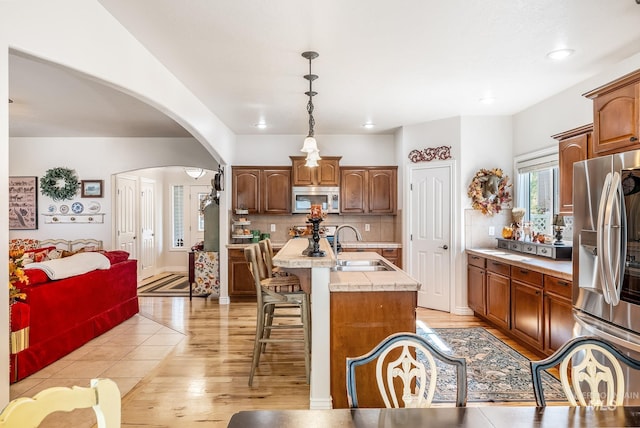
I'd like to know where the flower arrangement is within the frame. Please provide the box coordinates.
[9,250,28,303]
[467,168,512,215]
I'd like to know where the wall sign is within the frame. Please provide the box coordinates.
[9,176,38,230]
[408,146,452,163]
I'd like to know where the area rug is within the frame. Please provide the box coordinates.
[137,273,190,297]
[417,326,567,403]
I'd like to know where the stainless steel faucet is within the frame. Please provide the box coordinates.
[333,224,363,255]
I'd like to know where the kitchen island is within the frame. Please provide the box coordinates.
[273,240,420,409]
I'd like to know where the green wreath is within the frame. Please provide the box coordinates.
[40,167,79,201]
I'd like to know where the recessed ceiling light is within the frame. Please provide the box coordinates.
[362,121,375,129]
[479,96,495,105]
[254,121,267,129]
[546,49,575,60]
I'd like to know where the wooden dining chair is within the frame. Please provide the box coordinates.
[0,378,121,427]
[244,244,310,386]
[346,332,467,408]
[530,336,640,406]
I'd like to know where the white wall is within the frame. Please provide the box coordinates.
[234,134,396,166]
[513,51,640,157]
[9,137,216,247]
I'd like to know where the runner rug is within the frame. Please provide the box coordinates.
[417,326,567,403]
[137,273,190,297]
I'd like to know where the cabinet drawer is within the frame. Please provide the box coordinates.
[497,240,509,250]
[487,259,510,276]
[537,246,554,258]
[508,241,522,252]
[468,254,486,268]
[544,276,572,299]
[511,267,543,287]
[521,243,537,255]
[380,248,399,258]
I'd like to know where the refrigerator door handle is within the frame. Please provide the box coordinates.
[608,171,625,306]
[597,172,613,304]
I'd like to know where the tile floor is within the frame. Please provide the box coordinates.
[9,313,186,427]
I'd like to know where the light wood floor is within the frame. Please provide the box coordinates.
[112,296,546,428]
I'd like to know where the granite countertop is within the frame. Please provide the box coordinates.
[329,251,421,293]
[272,238,336,268]
[467,247,572,281]
[227,240,401,250]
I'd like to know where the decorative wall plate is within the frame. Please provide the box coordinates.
[87,201,101,213]
[71,202,84,214]
[47,204,56,213]
[59,204,69,214]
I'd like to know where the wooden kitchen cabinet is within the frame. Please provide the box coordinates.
[510,267,544,349]
[486,260,510,330]
[290,156,341,186]
[232,166,291,214]
[466,251,573,356]
[228,248,255,297]
[340,167,397,214]
[583,69,640,156]
[543,275,574,354]
[467,255,486,315]
[553,125,591,215]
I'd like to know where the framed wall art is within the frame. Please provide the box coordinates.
[81,180,103,198]
[9,176,38,230]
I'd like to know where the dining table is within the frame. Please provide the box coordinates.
[227,406,640,427]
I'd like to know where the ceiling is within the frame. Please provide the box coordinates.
[9,0,640,138]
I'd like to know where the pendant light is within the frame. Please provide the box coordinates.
[300,51,321,167]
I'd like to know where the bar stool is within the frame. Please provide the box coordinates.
[244,244,310,386]
[259,238,289,277]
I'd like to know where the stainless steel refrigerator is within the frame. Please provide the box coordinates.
[573,149,640,404]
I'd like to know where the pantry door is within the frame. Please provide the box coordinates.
[409,162,454,312]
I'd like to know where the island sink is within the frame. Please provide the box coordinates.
[333,259,394,272]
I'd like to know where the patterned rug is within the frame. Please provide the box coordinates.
[137,273,190,297]
[417,326,567,403]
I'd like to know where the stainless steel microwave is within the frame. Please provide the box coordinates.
[292,186,340,214]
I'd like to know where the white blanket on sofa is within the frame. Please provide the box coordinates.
[27,252,111,280]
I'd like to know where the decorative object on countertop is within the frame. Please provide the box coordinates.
[408,145,452,163]
[306,206,326,257]
[40,167,79,201]
[553,214,566,244]
[511,207,526,240]
[496,237,572,259]
[467,168,511,215]
[299,51,322,167]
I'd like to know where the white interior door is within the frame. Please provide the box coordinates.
[140,178,156,279]
[189,186,209,248]
[116,175,138,265]
[410,163,452,312]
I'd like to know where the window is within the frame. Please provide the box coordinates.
[515,149,559,236]
[172,185,185,248]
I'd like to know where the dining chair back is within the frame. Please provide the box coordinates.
[530,336,640,406]
[0,378,120,427]
[245,244,310,386]
[346,332,467,408]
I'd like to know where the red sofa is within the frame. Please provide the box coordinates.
[11,252,139,383]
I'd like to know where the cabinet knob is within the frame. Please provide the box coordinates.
[631,136,639,143]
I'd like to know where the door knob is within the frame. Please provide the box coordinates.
[439,245,448,250]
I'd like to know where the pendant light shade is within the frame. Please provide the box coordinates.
[306,150,321,161]
[301,136,319,153]
[305,157,320,167]
[185,167,206,179]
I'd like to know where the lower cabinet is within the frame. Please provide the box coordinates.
[467,253,573,356]
[228,248,256,297]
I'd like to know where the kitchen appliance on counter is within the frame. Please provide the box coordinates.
[573,149,640,403]
[292,186,340,214]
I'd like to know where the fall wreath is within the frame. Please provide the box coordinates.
[40,167,79,201]
[467,168,512,215]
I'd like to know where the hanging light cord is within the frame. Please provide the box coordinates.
[302,51,319,138]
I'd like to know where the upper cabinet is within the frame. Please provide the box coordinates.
[552,125,591,215]
[583,69,640,156]
[232,166,291,215]
[340,167,397,215]
[290,156,341,186]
